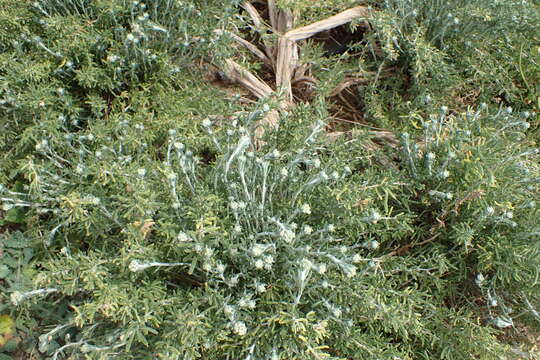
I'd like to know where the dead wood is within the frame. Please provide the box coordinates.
[222,59,273,99]
[215,30,272,67]
[284,6,370,42]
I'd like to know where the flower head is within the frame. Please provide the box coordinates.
[232,321,247,336]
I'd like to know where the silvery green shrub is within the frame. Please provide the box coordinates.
[0,0,539,359]
[3,101,538,359]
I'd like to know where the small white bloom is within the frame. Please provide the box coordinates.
[492,316,513,329]
[485,207,495,216]
[371,211,382,223]
[251,244,266,257]
[326,224,335,232]
[352,254,362,263]
[264,255,274,265]
[316,263,327,274]
[280,229,295,243]
[271,149,280,158]
[201,118,212,128]
[256,283,266,293]
[369,240,380,250]
[230,274,239,286]
[75,164,84,174]
[439,170,450,179]
[475,274,485,286]
[137,168,146,177]
[280,167,289,178]
[313,158,321,168]
[224,305,234,317]
[216,263,226,273]
[203,247,213,257]
[173,142,184,150]
[303,225,313,235]
[10,291,24,306]
[233,224,242,233]
[262,104,270,112]
[300,204,311,215]
[504,211,513,219]
[300,258,313,270]
[254,259,264,269]
[232,321,247,336]
[126,33,136,42]
[344,265,356,278]
[426,152,436,161]
[129,260,148,272]
[107,54,119,63]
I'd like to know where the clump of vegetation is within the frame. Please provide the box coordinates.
[0,0,538,359]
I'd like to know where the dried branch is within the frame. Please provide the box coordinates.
[222,59,274,99]
[215,30,272,67]
[285,6,370,42]
[329,78,370,97]
[242,1,263,28]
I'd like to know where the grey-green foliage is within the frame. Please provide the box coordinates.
[0,0,539,359]
[398,105,539,318]
[360,0,539,127]
[4,101,538,359]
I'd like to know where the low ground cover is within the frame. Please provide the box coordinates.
[0,0,539,359]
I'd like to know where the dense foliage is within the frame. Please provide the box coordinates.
[0,0,539,359]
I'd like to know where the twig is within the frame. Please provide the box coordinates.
[284,6,370,41]
[222,59,274,99]
[330,77,370,97]
[215,29,272,67]
[242,1,263,28]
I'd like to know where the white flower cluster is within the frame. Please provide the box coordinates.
[232,321,247,336]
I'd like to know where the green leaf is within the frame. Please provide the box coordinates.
[0,265,9,279]
[1,232,30,248]
[0,315,15,348]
